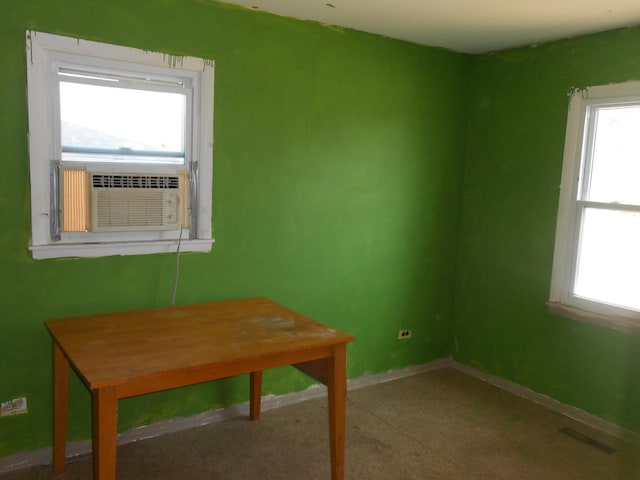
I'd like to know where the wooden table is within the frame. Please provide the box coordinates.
[45,297,354,479]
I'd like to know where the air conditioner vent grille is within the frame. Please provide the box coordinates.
[92,174,179,189]
[95,190,167,229]
[88,172,185,232]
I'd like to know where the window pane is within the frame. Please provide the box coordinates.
[60,82,186,163]
[574,207,640,311]
[587,105,640,205]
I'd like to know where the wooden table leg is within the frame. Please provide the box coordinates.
[92,387,118,480]
[249,371,263,420]
[52,343,70,474]
[327,344,347,480]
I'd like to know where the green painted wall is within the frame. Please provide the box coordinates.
[455,27,640,434]
[1,0,469,456]
[6,0,640,463]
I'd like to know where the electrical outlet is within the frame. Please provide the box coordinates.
[398,329,412,340]
[1,397,28,417]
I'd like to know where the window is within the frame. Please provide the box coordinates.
[549,82,640,332]
[25,31,214,259]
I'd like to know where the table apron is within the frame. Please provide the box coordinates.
[109,343,341,399]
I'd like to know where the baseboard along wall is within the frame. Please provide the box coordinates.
[1,357,635,474]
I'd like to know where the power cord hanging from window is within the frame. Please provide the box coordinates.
[131,227,184,430]
[171,226,184,306]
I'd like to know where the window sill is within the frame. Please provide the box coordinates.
[547,301,640,336]
[29,238,214,260]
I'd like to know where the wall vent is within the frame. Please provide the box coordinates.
[559,427,617,454]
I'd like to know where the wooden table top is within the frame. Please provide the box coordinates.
[45,297,354,390]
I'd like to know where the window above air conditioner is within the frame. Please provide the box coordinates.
[25,31,214,259]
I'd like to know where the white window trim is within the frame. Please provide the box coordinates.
[25,31,215,259]
[549,81,640,334]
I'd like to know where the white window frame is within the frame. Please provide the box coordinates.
[549,81,640,334]
[25,31,214,259]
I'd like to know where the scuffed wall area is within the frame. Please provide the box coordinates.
[455,27,640,434]
[1,0,469,456]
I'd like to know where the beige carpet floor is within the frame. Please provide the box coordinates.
[2,367,639,479]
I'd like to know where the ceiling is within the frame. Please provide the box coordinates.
[218,0,640,54]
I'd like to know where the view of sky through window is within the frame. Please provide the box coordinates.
[59,81,186,163]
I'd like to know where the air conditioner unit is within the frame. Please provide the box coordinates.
[59,168,188,233]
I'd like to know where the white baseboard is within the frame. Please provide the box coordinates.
[450,360,640,443]
[0,358,449,474]
[1,357,636,474]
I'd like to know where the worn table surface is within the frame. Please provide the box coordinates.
[46,297,353,390]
